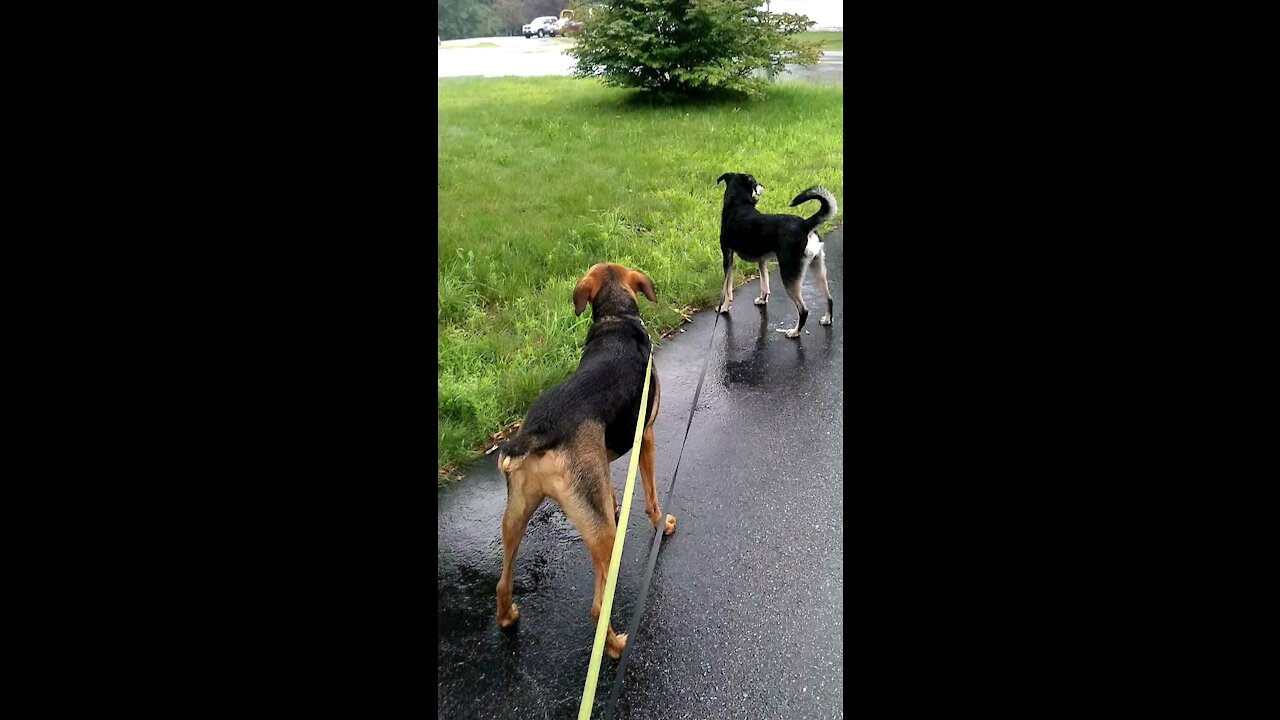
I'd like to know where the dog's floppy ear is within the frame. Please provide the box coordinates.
[627,269,657,304]
[716,173,731,185]
[572,270,601,316]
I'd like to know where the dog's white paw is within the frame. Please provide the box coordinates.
[820,315,832,326]
[754,296,768,306]
[718,303,732,314]
[775,328,801,338]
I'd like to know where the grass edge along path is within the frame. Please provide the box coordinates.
[438,271,768,485]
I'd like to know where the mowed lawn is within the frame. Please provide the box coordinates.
[438,77,843,480]
[801,31,843,50]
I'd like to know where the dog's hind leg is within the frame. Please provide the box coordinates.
[605,448,621,521]
[754,261,770,306]
[584,513,628,658]
[809,245,834,326]
[775,264,809,338]
[495,463,546,628]
[558,484,628,659]
[551,429,628,659]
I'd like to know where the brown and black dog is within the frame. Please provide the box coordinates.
[495,263,677,659]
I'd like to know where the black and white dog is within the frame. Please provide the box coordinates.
[715,173,838,338]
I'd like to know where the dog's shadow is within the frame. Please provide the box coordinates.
[722,304,780,387]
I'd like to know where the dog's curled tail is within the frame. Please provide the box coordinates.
[790,186,838,235]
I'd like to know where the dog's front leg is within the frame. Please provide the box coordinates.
[717,248,734,313]
[754,261,770,306]
[640,425,676,535]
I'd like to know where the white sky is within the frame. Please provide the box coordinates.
[762,1,843,30]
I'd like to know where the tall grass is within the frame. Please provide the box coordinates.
[438,77,843,480]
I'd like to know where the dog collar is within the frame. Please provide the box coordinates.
[596,314,643,327]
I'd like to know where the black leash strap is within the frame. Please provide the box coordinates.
[601,311,721,720]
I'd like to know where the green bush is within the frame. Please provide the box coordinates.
[568,0,821,100]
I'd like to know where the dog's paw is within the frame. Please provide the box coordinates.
[663,514,677,535]
[820,315,832,326]
[718,303,732,314]
[775,328,801,338]
[497,602,520,628]
[754,296,768,306]
[607,633,628,660]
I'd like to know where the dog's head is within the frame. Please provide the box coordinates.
[572,262,657,318]
[716,172,764,205]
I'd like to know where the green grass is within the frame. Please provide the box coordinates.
[438,77,843,482]
[801,31,843,51]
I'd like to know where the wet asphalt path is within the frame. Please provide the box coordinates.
[778,51,843,85]
[438,226,844,719]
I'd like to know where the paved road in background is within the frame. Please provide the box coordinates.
[439,36,577,78]
[438,226,845,719]
[438,36,843,84]
[778,50,843,85]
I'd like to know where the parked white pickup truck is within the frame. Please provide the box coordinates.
[522,16,560,38]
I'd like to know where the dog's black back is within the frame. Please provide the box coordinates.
[718,172,825,277]
[721,207,811,266]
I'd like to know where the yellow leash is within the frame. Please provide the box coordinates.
[577,348,653,720]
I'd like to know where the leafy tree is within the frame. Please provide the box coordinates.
[438,0,501,40]
[527,0,564,19]
[493,0,531,34]
[568,0,821,99]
